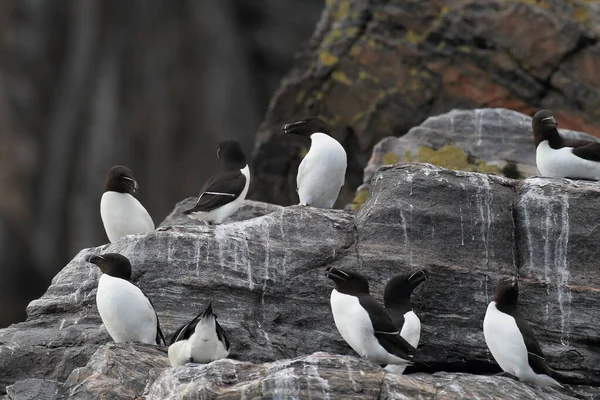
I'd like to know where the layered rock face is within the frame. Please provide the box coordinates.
[250,0,600,206]
[1,164,599,399]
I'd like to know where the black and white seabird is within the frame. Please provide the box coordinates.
[100,165,155,243]
[383,270,429,374]
[184,140,250,224]
[88,253,165,345]
[533,109,600,180]
[483,276,562,387]
[325,267,417,366]
[282,118,347,208]
[168,302,230,367]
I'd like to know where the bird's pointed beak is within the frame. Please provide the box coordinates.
[325,267,349,281]
[281,120,306,135]
[203,302,214,317]
[122,176,138,194]
[541,116,557,127]
[87,255,106,265]
[408,270,429,286]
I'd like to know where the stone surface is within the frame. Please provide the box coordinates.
[6,379,61,400]
[61,343,170,399]
[146,352,578,400]
[0,163,599,398]
[159,199,284,228]
[250,0,600,207]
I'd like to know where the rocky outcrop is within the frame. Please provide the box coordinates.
[1,164,599,398]
[250,0,600,207]
[360,108,600,204]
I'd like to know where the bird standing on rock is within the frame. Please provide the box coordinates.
[383,270,428,374]
[184,140,250,224]
[325,267,417,366]
[89,253,165,345]
[483,276,562,387]
[168,302,230,367]
[533,109,600,180]
[282,117,347,208]
[100,165,155,243]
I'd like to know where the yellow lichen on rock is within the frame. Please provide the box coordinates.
[351,187,370,211]
[382,151,401,165]
[416,145,501,174]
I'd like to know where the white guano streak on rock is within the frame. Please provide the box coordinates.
[302,363,331,400]
[520,186,571,344]
[399,206,413,265]
[474,174,493,264]
[475,108,484,147]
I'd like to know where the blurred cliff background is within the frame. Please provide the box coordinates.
[2,0,600,328]
[0,0,323,327]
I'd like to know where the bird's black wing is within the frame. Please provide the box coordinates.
[215,320,230,351]
[170,311,203,345]
[513,310,556,377]
[184,170,246,213]
[385,308,406,331]
[571,142,600,162]
[358,295,417,360]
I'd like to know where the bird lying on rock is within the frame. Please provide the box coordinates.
[383,269,429,374]
[483,276,562,387]
[100,165,155,243]
[533,109,600,180]
[325,267,417,367]
[168,302,230,367]
[184,140,250,225]
[88,253,165,345]
[282,117,347,208]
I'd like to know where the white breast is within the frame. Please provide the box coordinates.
[297,133,347,208]
[330,289,409,365]
[536,140,600,180]
[168,341,191,367]
[188,317,229,363]
[96,274,157,344]
[100,192,155,243]
[400,311,421,348]
[189,165,250,224]
[385,310,421,375]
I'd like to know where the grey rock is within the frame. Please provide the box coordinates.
[6,379,61,400]
[0,163,599,398]
[362,108,600,189]
[146,352,578,400]
[159,199,284,228]
[61,343,169,399]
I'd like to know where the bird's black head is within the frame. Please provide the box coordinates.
[383,270,429,308]
[217,140,247,170]
[532,110,558,147]
[88,253,132,280]
[325,267,369,295]
[281,117,331,138]
[494,276,519,311]
[201,302,215,319]
[105,165,138,195]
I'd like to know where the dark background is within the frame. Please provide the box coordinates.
[0,0,324,328]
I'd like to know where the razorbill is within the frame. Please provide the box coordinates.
[533,109,600,180]
[100,165,155,243]
[483,276,562,387]
[282,118,347,208]
[325,267,417,366]
[168,302,230,367]
[89,253,165,345]
[184,140,250,224]
[383,270,429,374]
